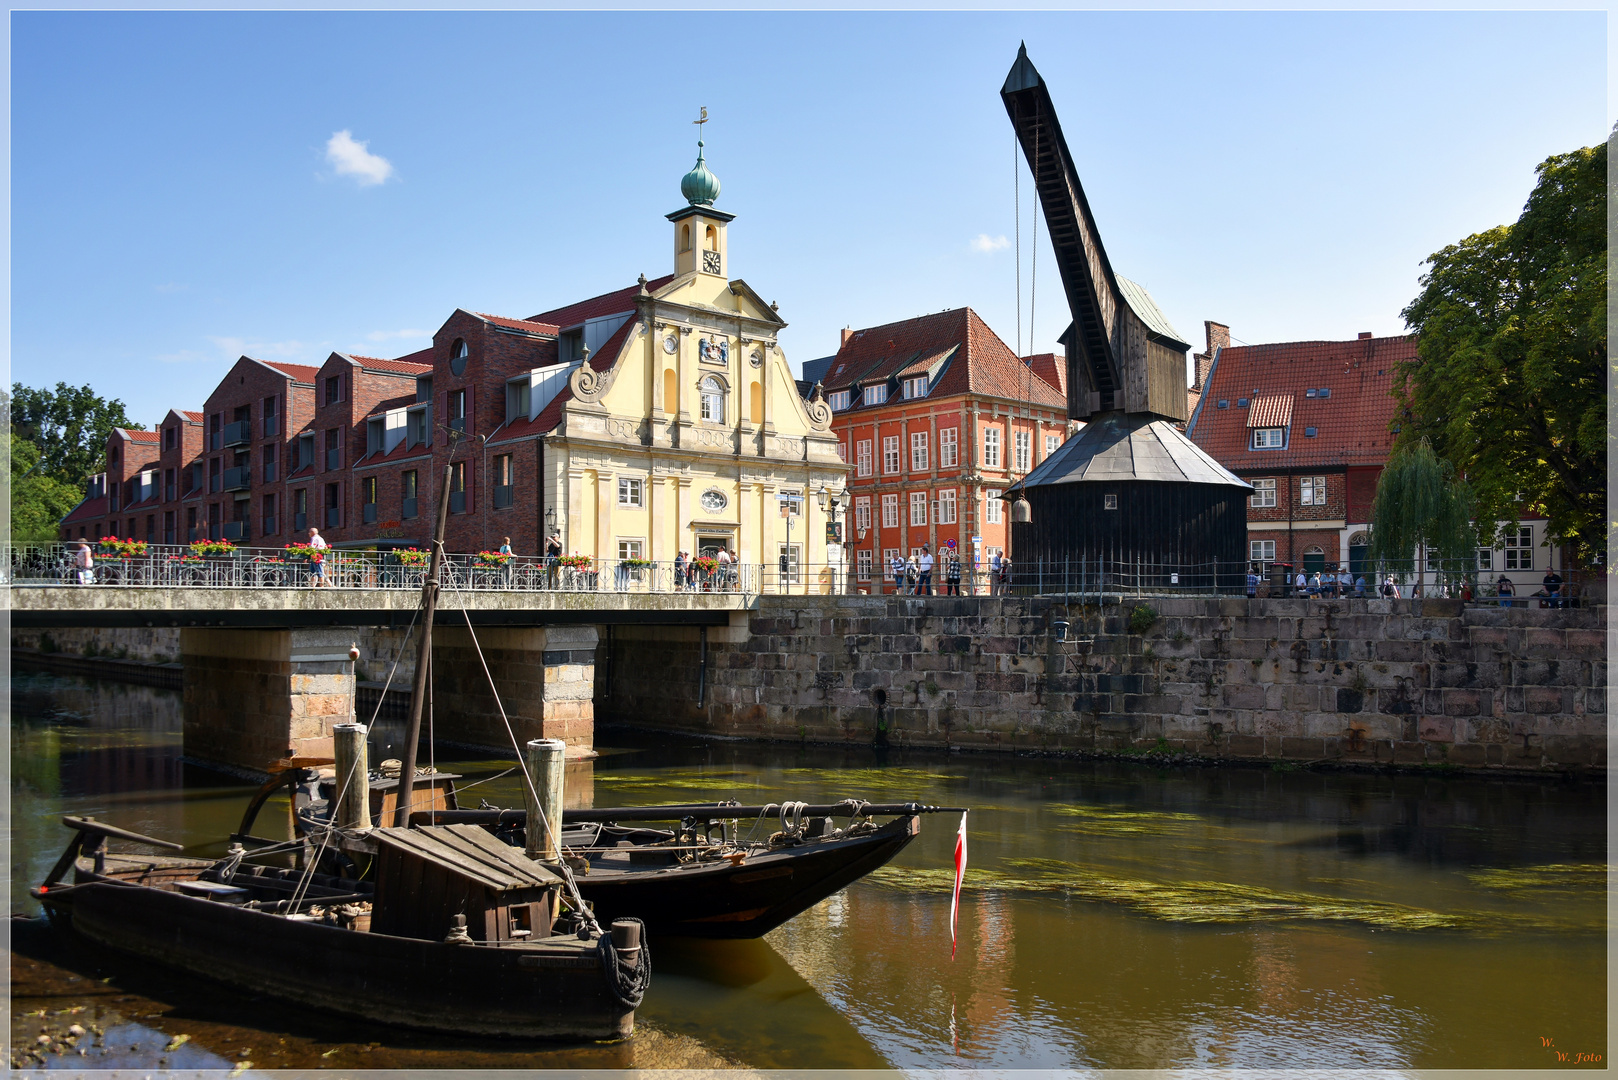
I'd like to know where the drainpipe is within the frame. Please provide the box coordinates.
[697,625,708,709]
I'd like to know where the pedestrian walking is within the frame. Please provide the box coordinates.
[989,551,1003,596]
[1496,574,1514,607]
[674,550,687,591]
[904,555,919,595]
[1245,564,1259,598]
[306,527,329,587]
[945,553,962,595]
[890,553,905,595]
[1381,574,1399,599]
[917,545,934,595]
[997,555,1013,595]
[73,540,95,586]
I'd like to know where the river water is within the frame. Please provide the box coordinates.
[9,670,1607,1071]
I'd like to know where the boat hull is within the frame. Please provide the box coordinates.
[56,880,636,1039]
[576,815,920,938]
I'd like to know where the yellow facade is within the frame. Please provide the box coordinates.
[546,187,848,586]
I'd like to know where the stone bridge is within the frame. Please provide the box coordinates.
[10,585,752,769]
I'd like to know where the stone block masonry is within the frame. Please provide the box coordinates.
[600,595,1607,773]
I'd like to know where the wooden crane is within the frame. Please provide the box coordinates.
[1001,43,1191,423]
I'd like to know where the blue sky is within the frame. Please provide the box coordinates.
[10,11,1607,426]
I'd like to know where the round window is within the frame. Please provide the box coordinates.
[450,339,469,377]
[700,489,728,513]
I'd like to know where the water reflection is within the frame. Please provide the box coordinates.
[7,671,1607,1071]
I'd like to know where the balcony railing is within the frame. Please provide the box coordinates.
[448,416,467,433]
[263,517,276,535]
[222,522,247,541]
[263,415,278,438]
[325,507,341,529]
[402,498,418,519]
[223,421,251,447]
[493,485,514,510]
[326,448,341,471]
[293,512,308,532]
[363,503,378,524]
[263,461,277,483]
[222,467,251,491]
[448,492,467,514]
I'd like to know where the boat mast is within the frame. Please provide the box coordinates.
[393,434,460,828]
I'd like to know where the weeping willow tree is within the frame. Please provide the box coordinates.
[1369,438,1479,592]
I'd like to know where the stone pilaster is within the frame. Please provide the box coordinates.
[430,624,599,759]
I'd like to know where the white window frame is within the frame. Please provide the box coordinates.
[862,384,887,407]
[1045,433,1060,457]
[1250,540,1276,565]
[856,439,873,478]
[617,538,644,561]
[838,442,847,463]
[939,427,958,468]
[1014,430,1031,472]
[855,496,871,532]
[936,488,957,525]
[910,431,929,473]
[856,548,872,581]
[984,488,1002,524]
[909,491,928,527]
[828,390,851,411]
[1250,478,1277,508]
[1300,475,1326,506]
[1477,547,1494,572]
[882,548,900,574]
[699,377,726,423]
[1252,427,1286,449]
[1504,526,1534,570]
[903,376,927,399]
[777,543,801,584]
[983,427,1002,468]
[881,493,899,529]
[883,436,900,474]
[618,477,645,508]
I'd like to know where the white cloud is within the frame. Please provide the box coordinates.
[153,282,188,294]
[970,233,1011,253]
[365,328,430,342]
[326,130,394,187]
[208,336,316,359]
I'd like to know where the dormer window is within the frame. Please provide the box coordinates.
[1252,427,1286,449]
[827,390,851,411]
[862,384,887,407]
[903,376,928,399]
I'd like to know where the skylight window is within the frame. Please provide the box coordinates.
[1237,397,1249,408]
[1216,400,1229,409]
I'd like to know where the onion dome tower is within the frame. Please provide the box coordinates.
[1000,45,1251,590]
[669,113,734,279]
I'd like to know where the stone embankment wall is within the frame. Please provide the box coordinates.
[600,594,1607,773]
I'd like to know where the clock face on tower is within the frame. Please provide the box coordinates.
[700,489,728,513]
[702,250,722,274]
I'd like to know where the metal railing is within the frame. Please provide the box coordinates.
[5,542,1594,605]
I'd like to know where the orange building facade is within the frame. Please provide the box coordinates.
[815,308,1071,590]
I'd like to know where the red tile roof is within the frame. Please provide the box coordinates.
[1188,333,1415,470]
[181,410,205,423]
[61,495,107,525]
[822,308,1065,413]
[260,360,322,382]
[118,428,160,443]
[529,275,674,328]
[472,312,561,335]
[1024,353,1065,397]
[346,353,433,376]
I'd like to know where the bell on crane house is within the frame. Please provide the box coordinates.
[1011,495,1032,523]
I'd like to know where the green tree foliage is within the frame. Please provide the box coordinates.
[9,381,141,489]
[1396,140,1606,562]
[6,434,85,542]
[1370,437,1478,576]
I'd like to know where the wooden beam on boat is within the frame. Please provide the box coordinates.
[412,801,968,826]
[60,815,185,851]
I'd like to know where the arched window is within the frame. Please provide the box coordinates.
[450,338,469,376]
[704,224,717,250]
[699,376,725,423]
[681,224,692,253]
[749,381,764,425]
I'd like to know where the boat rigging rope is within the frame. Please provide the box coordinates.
[459,608,602,939]
[598,916,651,1010]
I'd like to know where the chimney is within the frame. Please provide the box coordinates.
[1358,331,1373,340]
[1204,321,1231,354]
[1191,321,1229,392]
[841,327,854,346]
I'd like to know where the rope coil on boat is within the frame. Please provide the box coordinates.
[598,917,651,1010]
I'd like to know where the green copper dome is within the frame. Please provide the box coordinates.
[680,141,721,206]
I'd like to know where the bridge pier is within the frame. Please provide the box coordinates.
[183,627,358,770]
[431,625,598,759]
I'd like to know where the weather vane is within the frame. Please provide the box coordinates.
[693,106,708,129]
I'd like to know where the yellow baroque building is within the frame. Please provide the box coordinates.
[543,138,848,583]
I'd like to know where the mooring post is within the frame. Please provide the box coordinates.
[524,737,567,861]
[332,722,370,831]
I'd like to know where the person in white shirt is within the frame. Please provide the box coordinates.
[74,541,95,586]
[1294,569,1307,598]
[891,554,906,595]
[917,546,934,595]
[307,527,329,587]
